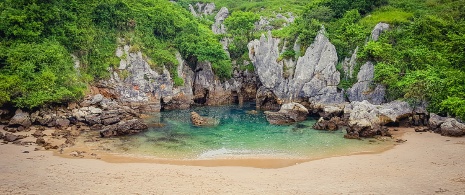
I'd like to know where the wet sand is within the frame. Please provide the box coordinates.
[1,128,464,194]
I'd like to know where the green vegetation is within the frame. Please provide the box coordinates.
[0,0,230,109]
[1,0,464,120]
[177,0,310,16]
[360,5,465,119]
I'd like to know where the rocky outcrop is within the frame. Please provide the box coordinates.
[99,119,148,138]
[428,114,465,137]
[313,117,344,131]
[371,23,390,41]
[101,41,257,112]
[189,2,215,17]
[248,29,343,108]
[428,113,447,132]
[264,103,309,125]
[344,100,415,138]
[255,13,295,31]
[347,61,385,104]
[190,111,218,126]
[212,7,228,34]
[440,118,465,137]
[342,47,358,79]
[8,109,32,130]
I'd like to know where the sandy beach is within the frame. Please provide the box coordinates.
[1,129,464,194]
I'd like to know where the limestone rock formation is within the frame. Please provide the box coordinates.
[347,61,386,104]
[264,103,309,125]
[371,23,390,41]
[345,100,415,138]
[248,29,343,108]
[212,7,228,34]
[190,111,218,126]
[342,47,358,79]
[189,2,215,17]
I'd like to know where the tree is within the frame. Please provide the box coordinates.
[224,11,259,59]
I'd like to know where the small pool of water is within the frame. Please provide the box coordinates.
[88,103,393,161]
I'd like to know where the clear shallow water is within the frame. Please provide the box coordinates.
[102,103,392,160]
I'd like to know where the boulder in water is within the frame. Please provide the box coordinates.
[264,103,309,125]
[190,112,219,127]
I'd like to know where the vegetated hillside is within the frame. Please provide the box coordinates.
[1,0,464,120]
[268,0,464,119]
[0,0,229,109]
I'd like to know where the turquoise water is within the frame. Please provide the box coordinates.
[106,103,391,160]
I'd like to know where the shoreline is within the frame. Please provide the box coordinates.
[52,128,404,169]
[1,128,465,194]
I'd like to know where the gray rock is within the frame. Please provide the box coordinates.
[248,28,343,106]
[342,47,358,79]
[85,114,101,125]
[439,117,465,137]
[189,2,215,17]
[89,106,102,114]
[55,118,70,129]
[428,113,447,131]
[264,102,308,125]
[102,117,121,125]
[212,7,228,34]
[347,61,385,104]
[8,109,31,129]
[371,23,390,41]
[346,100,414,138]
[99,119,148,137]
[90,94,104,105]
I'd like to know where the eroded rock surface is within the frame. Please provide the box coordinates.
[248,29,343,107]
[99,119,148,138]
[190,112,218,126]
[344,100,415,138]
[347,61,385,104]
[264,103,309,125]
[212,7,228,34]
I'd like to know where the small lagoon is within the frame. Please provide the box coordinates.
[94,103,393,162]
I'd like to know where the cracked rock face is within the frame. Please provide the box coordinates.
[347,61,386,105]
[212,7,229,34]
[248,29,344,105]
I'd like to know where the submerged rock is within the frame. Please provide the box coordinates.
[264,102,308,125]
[190,112,218,127]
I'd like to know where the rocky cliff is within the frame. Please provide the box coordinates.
[96,41,257,113]
[248,29,344,109]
